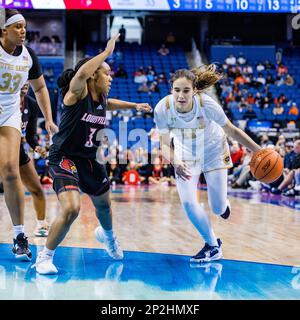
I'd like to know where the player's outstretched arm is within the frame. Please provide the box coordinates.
[107,99,152,112]
[222,120,261,153]
[68,34,120,100]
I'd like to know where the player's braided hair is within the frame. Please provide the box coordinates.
[57,57,91,98]
[170,64,222,91]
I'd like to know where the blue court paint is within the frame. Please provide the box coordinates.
[0,244,299,300]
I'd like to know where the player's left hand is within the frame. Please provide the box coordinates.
[45,121,59,137]
[34,146,48,159]
[136,103,152,113]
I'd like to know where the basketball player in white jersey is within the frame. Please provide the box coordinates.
[0,9,57,261]
[154,66,261,263]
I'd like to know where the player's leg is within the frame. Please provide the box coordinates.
[90,191,123,260]
[176,173,222,263]
[204,169,231,220]
[20,158,48,237]
[34,157,81,274]
[80,159,123,260]
[0,126,31,261]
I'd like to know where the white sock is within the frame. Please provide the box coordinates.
[13,225,25,238]
[36,219,46,228]
[41,247,55,258]
[102,228,114,239]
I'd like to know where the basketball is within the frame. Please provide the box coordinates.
[249,149,284,183]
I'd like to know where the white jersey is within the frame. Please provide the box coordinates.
[0,45,33,127]
[154,93,233,173]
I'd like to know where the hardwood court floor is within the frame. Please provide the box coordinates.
[0,185,299,266]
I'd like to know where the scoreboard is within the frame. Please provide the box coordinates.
[168,0,300,13]
[0,0,299,13]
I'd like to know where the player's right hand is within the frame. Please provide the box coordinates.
[174,161,192,181]
[105,33,120,56]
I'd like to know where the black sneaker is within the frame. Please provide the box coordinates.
[12,233,32,261]
[190,239,222,263]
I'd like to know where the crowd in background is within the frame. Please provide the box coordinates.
[19,51,300,199]
[217,54,299,123]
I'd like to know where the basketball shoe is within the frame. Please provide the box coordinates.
[12,233,32,261]
[95,227,123,260]
[33,252,58,275]
[190,239,222,263]
[34,225,49,237]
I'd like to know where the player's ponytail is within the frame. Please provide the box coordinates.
[191,64,222,91]
[57,69,76,98]
[57,57,92,98]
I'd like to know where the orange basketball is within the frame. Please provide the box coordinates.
[249,148,283,183]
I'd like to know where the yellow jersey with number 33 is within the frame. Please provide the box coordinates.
[0,44,33,125]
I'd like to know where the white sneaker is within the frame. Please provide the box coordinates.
[33,252,58,275]
[249,180,262,191]
[34,226,49,237]
[294,185,300,192]
[94,227,124,260]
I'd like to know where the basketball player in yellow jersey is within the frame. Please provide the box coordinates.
[154,66,261,263]
[0,9,57,261]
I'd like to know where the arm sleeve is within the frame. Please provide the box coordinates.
[25,98,39,150]
[27,46,43,80]
[153,98,169,134]
[201,93,229,127]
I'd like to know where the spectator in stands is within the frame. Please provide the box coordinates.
[107,159,121,186]
[122,161,142,185]
[266,74,275,85]
[288,102,299,117]
[115,64,128,79]
[264,60,275,70]
[230,149,253,189]
[275,93,287,105]
[225,54,236,65]
[284,141,297,170]
[158,44,170,56]
[277,63,288,76]
[285,74,294,86]
[275,75,285,87]
[119,25,126,44]
[148,157,170,185]
[273,103,284,116]
[134,67,147,84]
[246,93,255,104]
[166,31,176,45]
[275,135,286,149]
[230,141,244,170]
[255,92,263,107]
[234,72,246,85]
[237,53,246,65]
[138,82,149,93]
[256,62,265,72]
[243,105,257,120]
[246,74,261,88]
[158,72,167,83]
[260,96,269,109]
[260,134,272,148]
[149,81,160,93]
[271,140,300,195]
[256,73,266,85]
[242,64,253,74]
[147,70,156,83]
